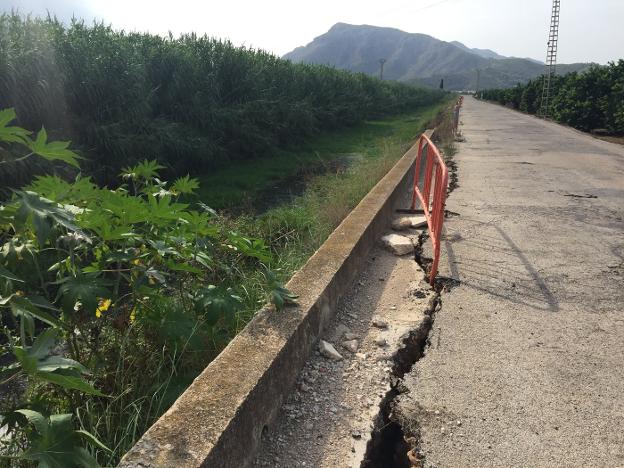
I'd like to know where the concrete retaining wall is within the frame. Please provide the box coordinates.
[119,135,425,468]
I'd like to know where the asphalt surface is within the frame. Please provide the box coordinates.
[395,97,624,467]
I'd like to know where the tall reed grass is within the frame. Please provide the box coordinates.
[0,13,444,188]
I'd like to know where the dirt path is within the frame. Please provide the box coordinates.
[395,96,624,467]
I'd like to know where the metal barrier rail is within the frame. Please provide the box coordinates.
[410,134,449,285]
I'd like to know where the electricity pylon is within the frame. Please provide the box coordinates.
[539,0,561,118]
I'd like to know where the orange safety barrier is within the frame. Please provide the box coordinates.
[410,134,449,285]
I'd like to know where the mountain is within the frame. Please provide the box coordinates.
[450,41,505,60]
[284,23,592,90]
[284,23,489,82]
[416,58,591,90]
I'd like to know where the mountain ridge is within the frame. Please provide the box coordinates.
[283,23,592,90]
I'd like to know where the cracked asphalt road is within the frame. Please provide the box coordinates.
[395,96,624,467]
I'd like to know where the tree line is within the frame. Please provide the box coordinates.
[477,61,624,134]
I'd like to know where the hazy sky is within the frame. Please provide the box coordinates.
[5,0,623,64]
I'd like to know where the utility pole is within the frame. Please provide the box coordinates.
[379,59,386,80]
[539,0,561,118]
[475,68,481,95]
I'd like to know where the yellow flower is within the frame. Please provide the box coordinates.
[129,306,138,323]
[15,290,25,297]
[95,298,112,318]
[131,258,141,266]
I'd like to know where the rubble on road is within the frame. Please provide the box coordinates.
[391,215,428,231]
[319,340,343,361]
[381,233,414,255]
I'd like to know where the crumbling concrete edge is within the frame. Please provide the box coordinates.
[119,132,431,468]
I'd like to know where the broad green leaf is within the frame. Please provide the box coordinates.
[172,175,199,195]
[194,251,214,268]
[37,355,88,373]
[14,409,48,437]
[10,296,64,329]
[147,195,188,225]
[14,191,86,246]
[145,268,166,284]
[197,201,218,217]
[20,310,35,339]
[0,108,31,145]
[35,371,104,396]
[0,108,16,127]
[262,269,298,311]
[29,328,59,360]
[57,273,111,315]
[29,295,60,311]
[13,410,102,468]
[226,232,271,263]
[27,175,98,203]
[0,265,24,282]
[271,285,299,311]
[12,347,37,374]
[73,446,103,467]
[121,159,165,180]
[27,127,81,168]
[195,285,242,326]
[0,294,15,305]
[49,413,74,431]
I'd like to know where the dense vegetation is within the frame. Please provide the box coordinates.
[0,13,449,466]
[0,112,304,465]
[477,61,624,133]
[0,14,443,189]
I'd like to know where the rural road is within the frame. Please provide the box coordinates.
[395,96,624,467]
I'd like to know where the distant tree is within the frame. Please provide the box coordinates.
[479,61,624,134]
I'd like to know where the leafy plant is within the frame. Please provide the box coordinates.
[6,410,109,467]
[0,109,81,168]
[0,113,295,465]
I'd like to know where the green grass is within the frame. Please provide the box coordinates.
[195,102,444,210]
[221,99,452,328]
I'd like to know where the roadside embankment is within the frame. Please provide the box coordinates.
[119,127,435,467]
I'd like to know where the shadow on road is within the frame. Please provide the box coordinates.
[443,219,559,312]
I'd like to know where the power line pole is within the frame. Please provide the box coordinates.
[539,0,561,118]
[379,59,386,80]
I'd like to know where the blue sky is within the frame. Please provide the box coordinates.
[4,0,623,64]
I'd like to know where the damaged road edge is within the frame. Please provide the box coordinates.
[362,230,443,468]
[363,130,460,467]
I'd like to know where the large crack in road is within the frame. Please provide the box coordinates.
[252,128,460,467]
[362,128,462,468]
[389,96,624,468]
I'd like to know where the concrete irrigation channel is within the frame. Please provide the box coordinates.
[120,127,440,467]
